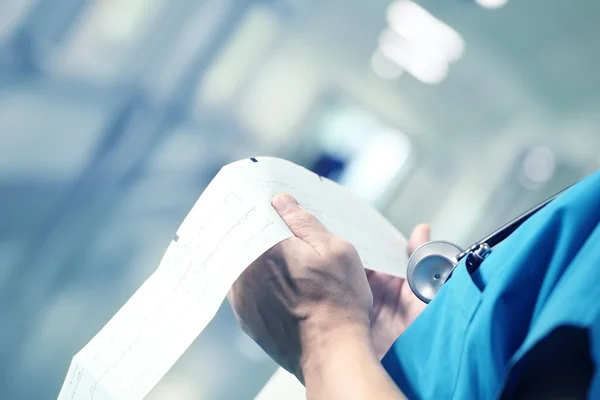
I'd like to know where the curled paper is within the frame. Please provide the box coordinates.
[57,157,408,400]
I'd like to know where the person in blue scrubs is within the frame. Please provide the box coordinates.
[228,171,600,399]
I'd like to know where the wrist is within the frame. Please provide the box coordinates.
[301,323,375,394]
[299,308,371,371]
[299,319,406,400]
[301,321,372,366]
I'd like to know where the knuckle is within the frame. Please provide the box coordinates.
[291,209,316,229]
[330,239,357,261]
[264,242,284,257]
[262,241,290,262]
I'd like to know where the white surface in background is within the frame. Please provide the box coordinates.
[254,368,306,400]
[57,157,408,400]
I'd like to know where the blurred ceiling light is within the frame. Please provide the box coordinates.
[379,36,448,85]
[386,1,465,63]
[520,146,556,189]
[339,129,412,205]
[371,49,404,80]
[319,110,379,159]
[475,0,509,9]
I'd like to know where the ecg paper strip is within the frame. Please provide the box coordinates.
[57,157,409,400]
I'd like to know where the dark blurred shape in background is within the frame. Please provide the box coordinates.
[0,0,599,399]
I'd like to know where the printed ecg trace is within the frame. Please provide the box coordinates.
[58,157,409,400]
[85,196,276,397]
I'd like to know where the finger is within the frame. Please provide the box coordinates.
[272,194,332,253]
[226,288,241,320]
[408,224,430,255]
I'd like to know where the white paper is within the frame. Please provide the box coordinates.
[57,157,408,400]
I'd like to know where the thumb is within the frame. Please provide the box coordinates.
[272,194,332,252]
[408,224,430,255]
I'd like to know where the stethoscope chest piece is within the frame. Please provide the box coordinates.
[407,241,463,304]
[405,182,572,304]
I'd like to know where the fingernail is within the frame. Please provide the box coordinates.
[272,194,299,213]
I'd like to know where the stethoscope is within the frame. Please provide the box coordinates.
[407,185,572,304]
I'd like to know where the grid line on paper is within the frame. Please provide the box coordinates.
[78,199,275,399]
[126,218,277,394]
[68,193,260,398]
[83,195,231,364]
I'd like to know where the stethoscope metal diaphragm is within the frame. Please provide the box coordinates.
[406,182,573,304]
[406,241,463,304]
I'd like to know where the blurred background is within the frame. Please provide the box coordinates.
[1,0,599,398]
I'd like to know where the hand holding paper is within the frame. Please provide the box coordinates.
[229,193,374,382]
[367,224,430,359]
[57,157,411,400]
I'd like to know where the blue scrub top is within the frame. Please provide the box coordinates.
[382,170,600,399]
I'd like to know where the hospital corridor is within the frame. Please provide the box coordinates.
[1,0,600,399]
